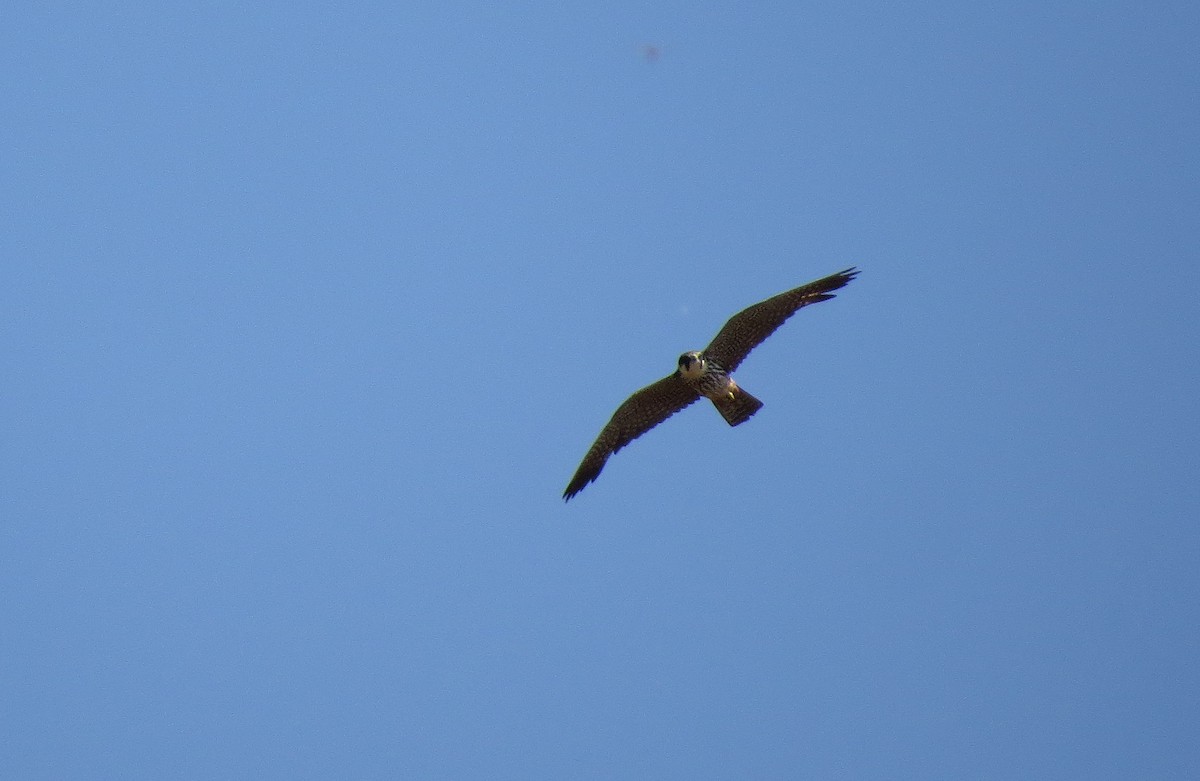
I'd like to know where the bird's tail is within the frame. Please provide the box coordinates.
[712,386,763,427]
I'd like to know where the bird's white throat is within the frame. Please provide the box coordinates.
[679,352,705,380]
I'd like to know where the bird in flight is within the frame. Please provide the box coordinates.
[563,267,859,501]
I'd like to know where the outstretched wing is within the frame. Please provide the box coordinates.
[564,373,700,501]
[704,267,859,372]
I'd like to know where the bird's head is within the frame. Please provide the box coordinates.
[677,351,704,379]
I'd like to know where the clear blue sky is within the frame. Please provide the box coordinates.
[3,2,1198,778]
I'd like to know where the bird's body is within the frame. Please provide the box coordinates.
[677,351,763,426]
[563,267,859,501]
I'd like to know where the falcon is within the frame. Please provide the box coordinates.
[563,267,859,501]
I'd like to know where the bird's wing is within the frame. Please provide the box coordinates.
[703,267,859,372]
[564,373,700,501]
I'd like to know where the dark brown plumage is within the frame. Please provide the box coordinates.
[563,267,858,501]
[704,267,859,372]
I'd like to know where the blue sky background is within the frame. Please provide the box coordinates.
[3,2,1198,778]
